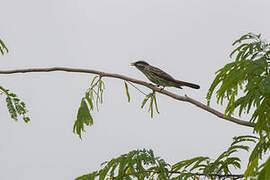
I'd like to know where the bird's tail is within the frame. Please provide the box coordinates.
[174,80,200,89]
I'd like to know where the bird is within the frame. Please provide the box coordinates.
[131,61,200,89]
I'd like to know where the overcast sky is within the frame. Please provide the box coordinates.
[1,0,270,179]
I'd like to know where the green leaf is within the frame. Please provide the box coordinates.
[259,157,270,180]
[124,81,130,103]
[23,117,30,123]
[0,46,4,55]
[172,156,209,172]
[141,93,152,108]
[6,96,17,120]
[153,94,159,114]
[149,96,153,118]
[1,86,30,123]
[0,39,8,55]
[90,75,99,86]
[75,171,98,180]
[229,43,248,58]
[73,98,93,139]
[85,92,93,110]
[0,39,8,54]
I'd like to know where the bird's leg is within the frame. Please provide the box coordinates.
[148,83,156,87]
[155,84,165,90]
[149,84,165,91]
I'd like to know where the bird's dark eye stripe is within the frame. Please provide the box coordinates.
[135,61,149,66]
[136,64,145,68]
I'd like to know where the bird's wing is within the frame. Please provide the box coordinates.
[149,66,176,82]
[149,66,200,89]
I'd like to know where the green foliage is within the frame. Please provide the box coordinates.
[73,76,105,139]
[76,136,256,180]
[75,171,98,180]
[141,91,159,118]
[171,135,256,179]
[171,157,210,179]
[207,33,270,179]
[257,156,270,180]
[0,38,29,122]
[0,86,30,123]
[73,77,162,138]
[75,149,170,180]
[0,39,8,55]
[244,137,270,178]
[207,33,270,133]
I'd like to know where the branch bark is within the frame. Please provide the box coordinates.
[0,67,254,128]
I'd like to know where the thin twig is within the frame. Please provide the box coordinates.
[0,67,255,128]
[126,81,147,96]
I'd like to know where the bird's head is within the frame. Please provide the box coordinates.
[131,61,149,70]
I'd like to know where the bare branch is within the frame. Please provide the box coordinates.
[0,67,254,128]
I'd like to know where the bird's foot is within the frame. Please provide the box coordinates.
[148,83,156,87]
[156,85,165,91]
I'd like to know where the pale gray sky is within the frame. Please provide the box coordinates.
[1,0,270,179]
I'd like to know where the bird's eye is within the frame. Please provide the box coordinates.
[137,64,145,69]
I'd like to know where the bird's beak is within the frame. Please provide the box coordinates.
[130,62,135,66]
